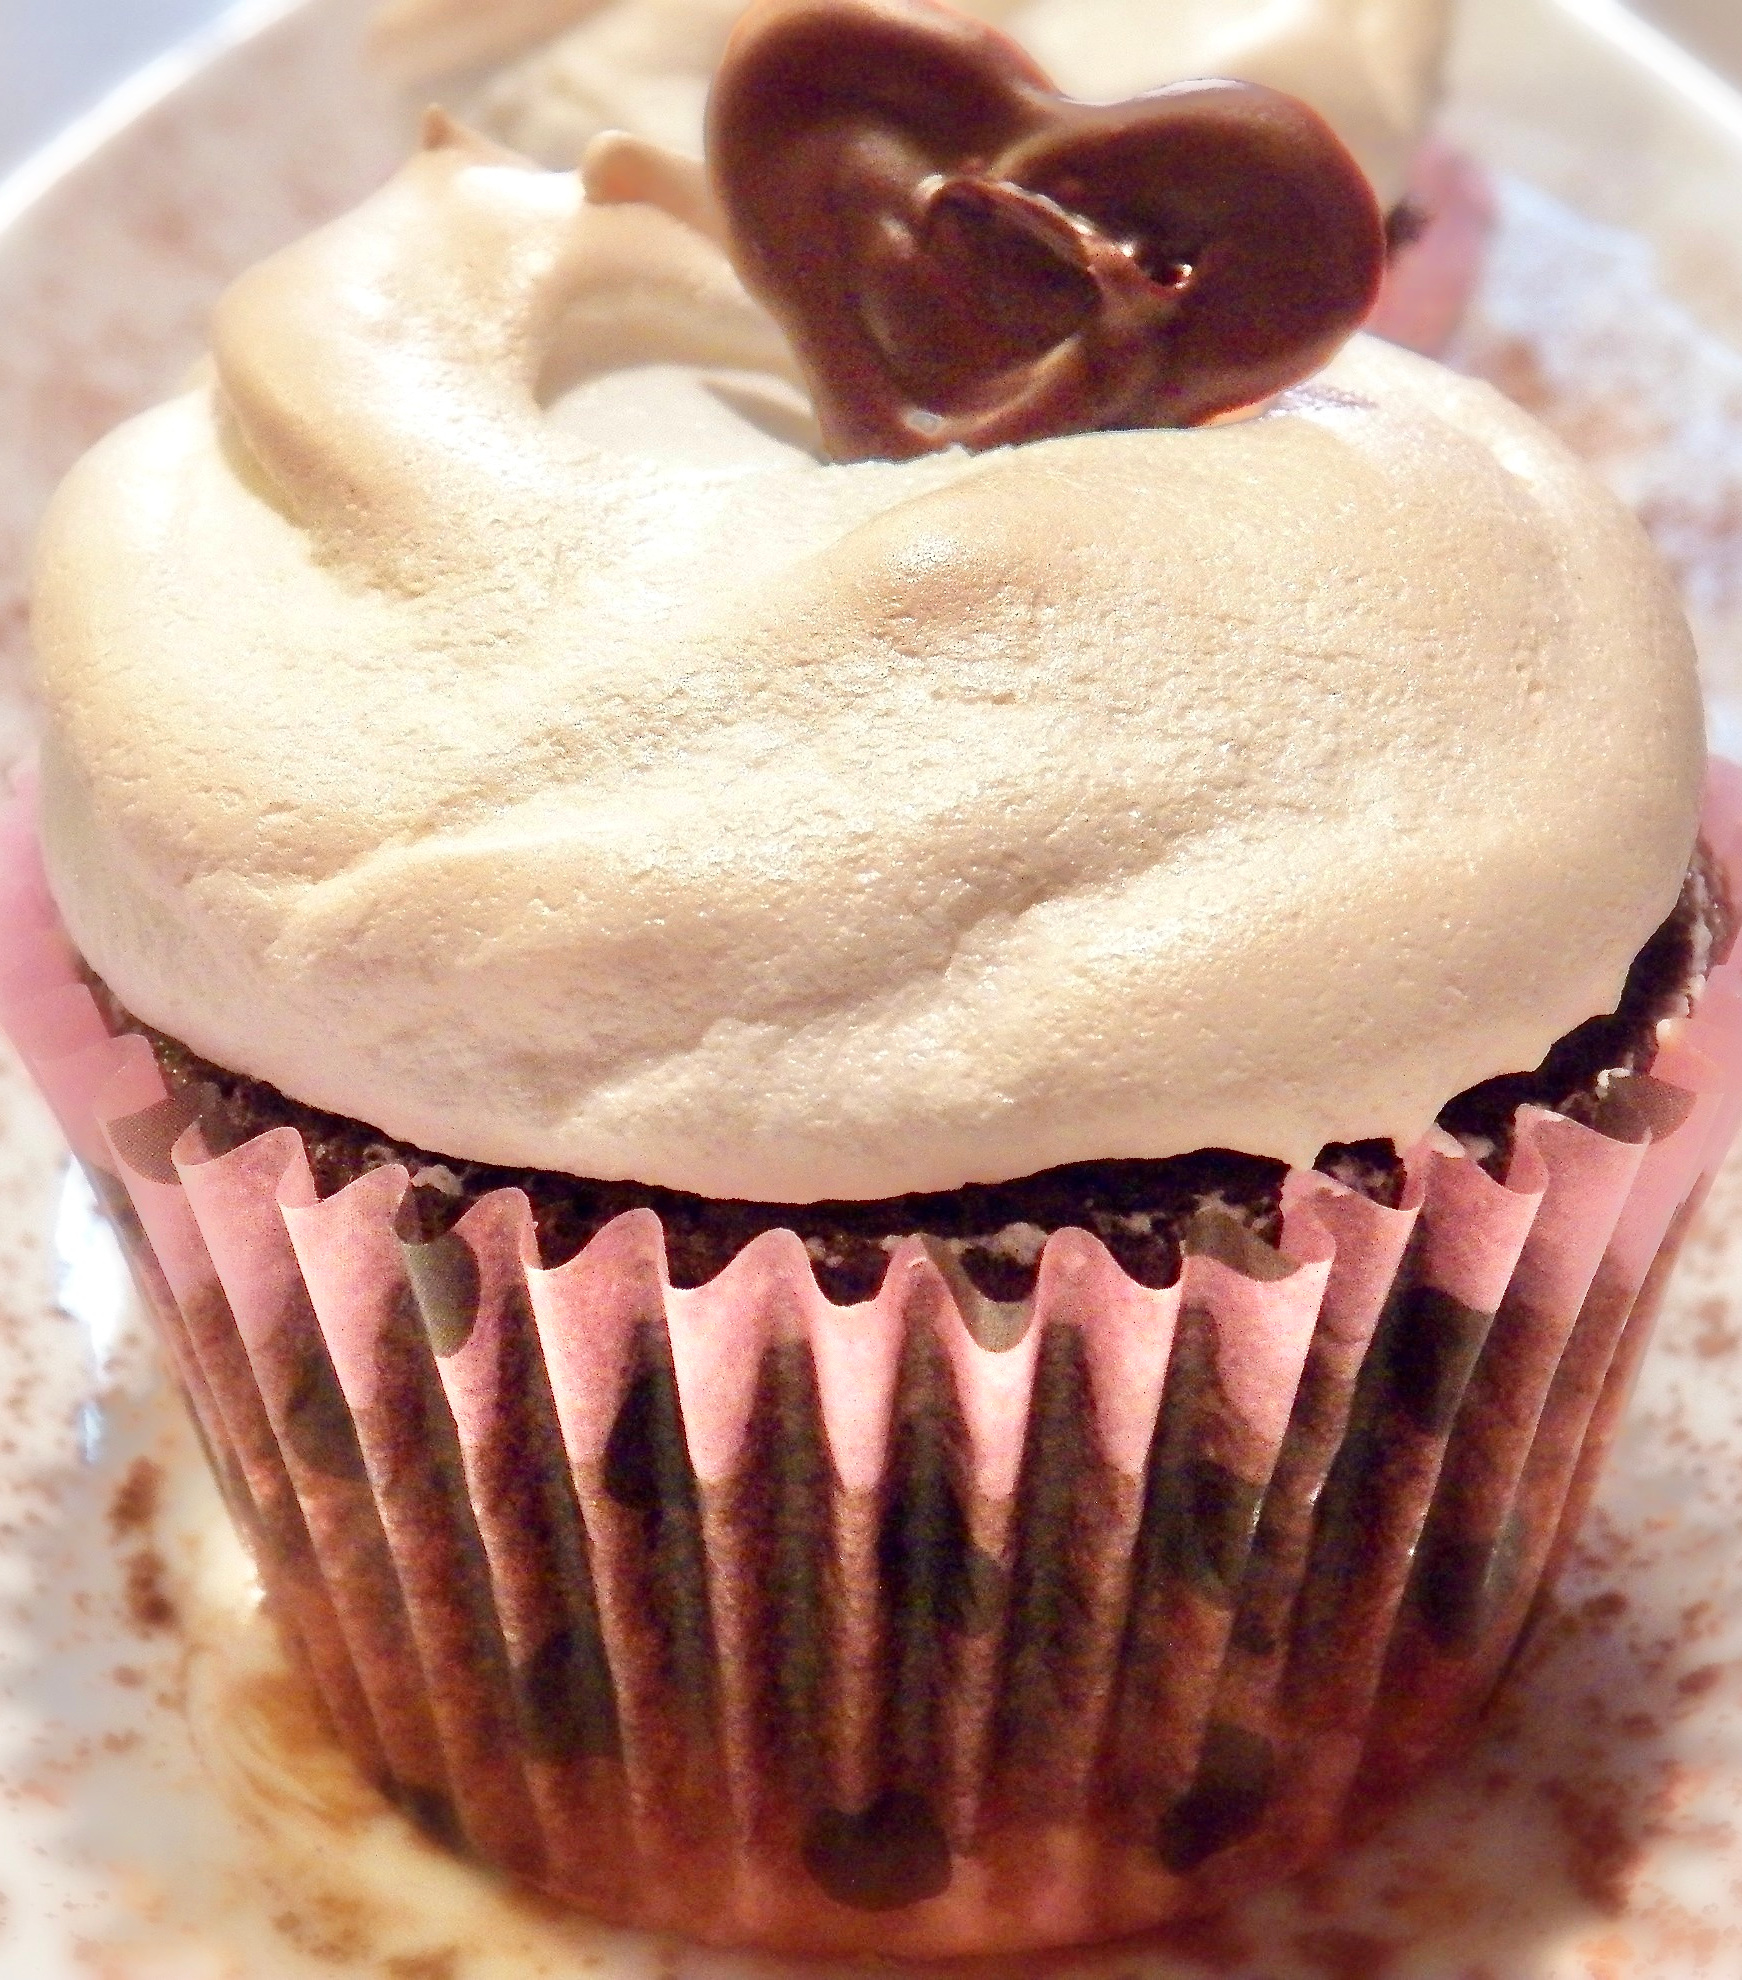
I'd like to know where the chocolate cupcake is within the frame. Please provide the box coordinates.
[6,0,1742,1955]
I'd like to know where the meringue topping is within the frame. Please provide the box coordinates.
[32,132,1703,1201]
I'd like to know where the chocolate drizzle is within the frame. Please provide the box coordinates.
[706,0,1387,460]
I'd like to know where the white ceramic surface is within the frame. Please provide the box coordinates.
[3,1,1742,1974]
[0,0,235,178]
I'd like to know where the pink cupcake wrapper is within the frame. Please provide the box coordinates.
[6,769,1742,1956]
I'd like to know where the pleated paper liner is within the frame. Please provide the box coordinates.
[6,768,1742,1957]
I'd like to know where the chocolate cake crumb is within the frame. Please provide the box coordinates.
[85,847,1727,1302]
[1438,842,1732,1168]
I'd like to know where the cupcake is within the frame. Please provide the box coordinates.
[6,0,1741,1956]
[368,0,1487,354]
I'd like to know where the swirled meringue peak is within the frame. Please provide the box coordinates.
[32,129,1703,1202]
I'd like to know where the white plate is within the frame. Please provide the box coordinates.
[4,2,1742,1973]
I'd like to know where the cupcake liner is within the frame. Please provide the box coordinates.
[6,773,1742,1956]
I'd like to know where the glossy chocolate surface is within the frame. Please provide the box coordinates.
[707,0,1387,459]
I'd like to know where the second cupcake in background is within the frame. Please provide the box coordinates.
[369,0,1489,353]
[7,0,1741,1957]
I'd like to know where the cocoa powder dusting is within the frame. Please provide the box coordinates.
[1541,1777,1643,1914]
[271,1893,368,1964]
[1472,335,1650,463]
[1690,1296,1742,1360]
[1580,1590,1630,1625]
[122,1547,177,1635]
[107,1455,162,1538]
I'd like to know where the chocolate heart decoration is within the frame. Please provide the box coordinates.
[707,0,1387,461]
